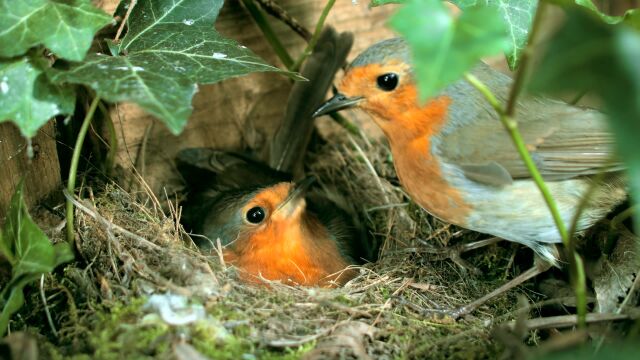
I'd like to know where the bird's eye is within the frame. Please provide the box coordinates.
[376,73,399,91]
[245,206,266,224]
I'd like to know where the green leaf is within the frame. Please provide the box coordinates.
[0,56,76,138]
[549,0,640,29]
[118,0,223,52]
[0,181,74,336]
[370,0,402,6]
[0,0,112,61]
[575,0,640,30]
[50,54,197,133]
[451,1,538,70]
[51,0,297,135]
[376,0,537,69]
[389,0,510,101]
[0,277,29,337]
[530,8,640,235]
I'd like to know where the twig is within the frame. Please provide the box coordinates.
[267,328,332,348]
[216,237,226,269]
[291,0,336,72]
[40,275,58,338]
[506,313,632,331]
[66,97,101,244]
[114,0,136,43]
[254,0,312,41]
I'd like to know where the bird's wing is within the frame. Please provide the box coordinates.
[436,64,623,186]
[176,148,288,191]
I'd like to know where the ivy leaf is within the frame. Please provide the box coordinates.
[374,0,537,70]
[451,1,537,70]
[0,181,74,337]
[530,7,640,234]
[51,0,298,135]
[0,0,112,61]
[0,57,76,138]
[118,0,223,52]
[575,0,640,30]
[389,0,510,101]
[50,54,196,133]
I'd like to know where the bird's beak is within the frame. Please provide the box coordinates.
[275,176,316,217]
[313,93,363,117]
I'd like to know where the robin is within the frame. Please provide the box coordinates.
[314,37,627,315]
[178,152,366,286]
[177,28,372,287]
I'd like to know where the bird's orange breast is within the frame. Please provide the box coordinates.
[340,66,472,224]
[223,218,355,287]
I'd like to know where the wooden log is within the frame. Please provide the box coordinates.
[0,122,61,219]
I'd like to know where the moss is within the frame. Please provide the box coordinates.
[86,299,170,359]
[191,320,313,360]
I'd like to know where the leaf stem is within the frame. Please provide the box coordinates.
[240,0,294,69]
[291,0,336,72]
[66,96,101,244]
[507,0,588,329]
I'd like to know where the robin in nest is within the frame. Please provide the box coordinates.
[178,28,372,287]
[314,37,627,316]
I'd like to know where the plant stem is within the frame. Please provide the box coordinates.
[573,253,587,328]
[464,73,569,242]
[610,205,636,230]
[465,71,589,329]
[509,0,588,329]
[66,97,100,244]
[98,101,118,176]
[291,0,336,72]
[241,0,294,69]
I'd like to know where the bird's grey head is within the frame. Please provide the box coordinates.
[349,38,412,69]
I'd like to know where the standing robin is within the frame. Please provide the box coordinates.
[178,28,372,287]
[314,37,627,315]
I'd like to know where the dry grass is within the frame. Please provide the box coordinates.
[13,123,617,359]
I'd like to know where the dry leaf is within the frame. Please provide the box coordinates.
[303,321,375,360]
[593,227,639,313]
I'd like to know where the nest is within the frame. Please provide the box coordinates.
[14,123,558,359]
